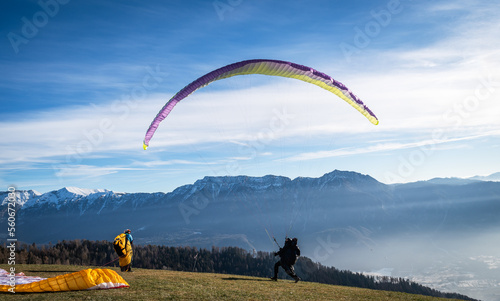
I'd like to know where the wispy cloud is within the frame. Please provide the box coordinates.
[53,164,140,179]
[133,159,221,168]
[281,129,500,162]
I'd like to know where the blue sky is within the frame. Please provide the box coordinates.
[1,0,499,193]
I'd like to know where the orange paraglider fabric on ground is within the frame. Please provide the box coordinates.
[0,268,129,293]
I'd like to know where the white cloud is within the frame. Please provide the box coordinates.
[53,164,139,179]
[281,129,500,162]
[133,159,221,168]
[335,2,500,137]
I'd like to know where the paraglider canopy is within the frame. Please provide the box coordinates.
[143,59,379,149]
[0,268,129,293]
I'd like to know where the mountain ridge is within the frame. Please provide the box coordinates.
[2,169,498,244]
[5,169,499,199]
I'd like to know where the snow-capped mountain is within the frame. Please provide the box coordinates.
[0,189,41,206]
[16,187,120,209]
[469,172,500,182]
[1,169,498,246]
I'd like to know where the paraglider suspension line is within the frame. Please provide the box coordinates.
[101,257,120,267]
[273,236,281,249]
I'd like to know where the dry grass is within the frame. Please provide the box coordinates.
[1,264,462,301]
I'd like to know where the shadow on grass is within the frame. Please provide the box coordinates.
[25,270,80,273]
[222,277,271,282]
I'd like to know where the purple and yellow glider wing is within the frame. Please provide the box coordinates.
[143,59,378,149]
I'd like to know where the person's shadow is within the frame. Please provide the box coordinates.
[222,277,269,282]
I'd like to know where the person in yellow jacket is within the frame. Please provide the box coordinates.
[114,229,134,272]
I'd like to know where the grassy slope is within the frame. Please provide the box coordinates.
[1,264,462,301]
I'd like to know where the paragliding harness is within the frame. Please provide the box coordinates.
[274,237,299,265]
[113,233,129,258]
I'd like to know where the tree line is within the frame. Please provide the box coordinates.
[0,240,476,301]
